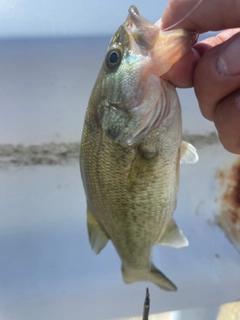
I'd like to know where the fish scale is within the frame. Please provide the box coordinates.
[80,6,198,291]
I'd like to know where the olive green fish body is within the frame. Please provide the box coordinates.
[80,6,198,291]
[81,79,180,252]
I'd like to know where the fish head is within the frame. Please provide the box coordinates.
[93,6,198,146]
[100,6,156,112]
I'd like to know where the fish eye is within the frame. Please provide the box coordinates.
[106,49,122,69]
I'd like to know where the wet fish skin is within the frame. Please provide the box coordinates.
[80,6,198,291]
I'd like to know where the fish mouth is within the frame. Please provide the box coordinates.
[123,6,199,77]
[124,5,159,50]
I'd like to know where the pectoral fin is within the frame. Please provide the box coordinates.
[180,141,198,164]
[158,219,189,248]
[87,207,109,254]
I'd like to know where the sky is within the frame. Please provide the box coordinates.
[0,0,170,38]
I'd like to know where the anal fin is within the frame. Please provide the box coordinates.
[157,219,189,248]
[87,207,109,254]
[180,141,198,164]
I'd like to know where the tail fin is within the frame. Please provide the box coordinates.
[122,263,177,291]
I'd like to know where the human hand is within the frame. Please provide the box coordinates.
[162,0,240,154]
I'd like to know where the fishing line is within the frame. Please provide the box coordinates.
[162,0,204,31]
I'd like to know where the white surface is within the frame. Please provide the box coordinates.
[0,19,239,320]
[0,145,240,320]
[117,301,240,320]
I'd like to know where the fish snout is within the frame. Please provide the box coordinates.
[125,5,159,50]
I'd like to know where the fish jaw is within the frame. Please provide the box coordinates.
[150,29,198,76]
[124,5,159,50]
[123,5,198,77]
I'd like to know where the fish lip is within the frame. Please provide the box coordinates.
[124,5,159,50]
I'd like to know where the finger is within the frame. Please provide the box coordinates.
[162,48,200,87]
[162,29,240,88]
[195,28,240,53]
[193,32,240,121]
[214,89,240,154]
[162,0,240,33]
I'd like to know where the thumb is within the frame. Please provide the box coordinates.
[194,32,240,154]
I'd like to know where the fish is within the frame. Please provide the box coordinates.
[80,5,199,291]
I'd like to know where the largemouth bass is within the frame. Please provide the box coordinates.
[80,6,198,291]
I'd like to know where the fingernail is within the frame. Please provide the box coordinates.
[218,36,240,76]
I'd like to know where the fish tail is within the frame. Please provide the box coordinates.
[121,263,177,291]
